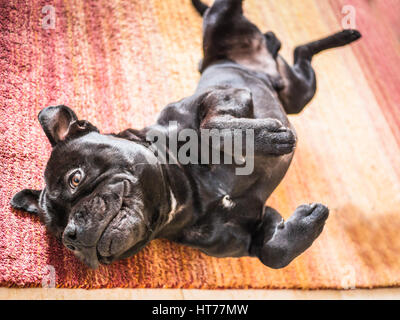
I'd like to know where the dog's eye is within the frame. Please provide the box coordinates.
[69,170,83,189]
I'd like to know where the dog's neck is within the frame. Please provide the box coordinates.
[114,124,197,238]
[151,155,195,240]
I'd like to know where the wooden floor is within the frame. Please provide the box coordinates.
[1,288,399,300]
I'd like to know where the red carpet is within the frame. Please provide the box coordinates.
[1,0,400,288]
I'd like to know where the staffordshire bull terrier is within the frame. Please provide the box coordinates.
[11,0,361,269]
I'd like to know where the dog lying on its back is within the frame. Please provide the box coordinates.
[11,0,361,269]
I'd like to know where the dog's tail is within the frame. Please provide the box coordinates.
[191,0,209,17]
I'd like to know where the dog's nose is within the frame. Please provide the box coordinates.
[64,227,77,241]
[63,225,78,251]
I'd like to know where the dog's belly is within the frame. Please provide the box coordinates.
[196,155,293,204]
[196,61,290,125]
[175,154,293,258]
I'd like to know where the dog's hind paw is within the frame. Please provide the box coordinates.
[336,29,362,45]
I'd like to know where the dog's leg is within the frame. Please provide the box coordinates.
[264,31,282,59]
[192,0,242,18]
[250,204,329,269]
[191,0,209,16]
[195,0,267,72]
[202,0,245,60]
[200,87,296,156]
[278,30,361,114]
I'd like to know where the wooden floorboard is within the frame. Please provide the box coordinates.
[0,288,399,300]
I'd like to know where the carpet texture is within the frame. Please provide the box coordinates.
[1,0,399,288]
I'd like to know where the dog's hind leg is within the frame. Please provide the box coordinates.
[264,31,282,59]
[193,0,270,72]
[250,204,329,269]
[278,30,361,114]
[192,0,242,17]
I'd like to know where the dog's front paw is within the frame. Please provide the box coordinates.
[259,122,296,155]
[271,126,296,155]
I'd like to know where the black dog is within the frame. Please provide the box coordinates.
[11,0,361,269]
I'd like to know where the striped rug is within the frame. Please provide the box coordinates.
[1,0,399,288]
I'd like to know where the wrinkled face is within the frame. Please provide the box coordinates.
[11,106,166,268]
[42,133,164,268]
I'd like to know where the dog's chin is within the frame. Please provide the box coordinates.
[69,237,126,270]
[96,249,115,265]
[72,235,132,269]
[73,247,101,269]
[95,231,123,266]
[96,239,148,266]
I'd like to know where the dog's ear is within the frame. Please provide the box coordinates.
[38,105,98,147]
[11,189,42,215]
[38,105,77,146]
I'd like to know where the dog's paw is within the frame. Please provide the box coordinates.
[259,122,296,155]
[259,203,329,269]
[336,29,362,45]
[265,31,281,58]
[268,203,330,258]
[271,127,296,155]
[289,203,329,238]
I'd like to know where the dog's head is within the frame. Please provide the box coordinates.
[11,105,167,268]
